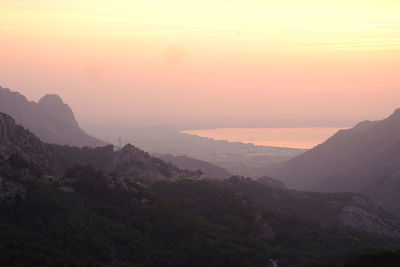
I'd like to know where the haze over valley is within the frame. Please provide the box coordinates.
[2,1,400,266]
[2,86,400,266]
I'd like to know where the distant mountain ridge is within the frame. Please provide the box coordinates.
[0,111,192,183]
[0,86,106,147]
[271,108,400,213]
[2,111,400,266]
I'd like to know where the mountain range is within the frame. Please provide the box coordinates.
[0,86,106,147]
[271,108,400,213]
[0,111,195,184]
[1,110,400,266]
[2,86,400,266]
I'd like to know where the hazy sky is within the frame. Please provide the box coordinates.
[1,0,400,128]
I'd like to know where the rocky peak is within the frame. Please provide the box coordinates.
[353,120,374,130]
[386,107,400,122]
[340,195,400,237]
[0,86,106,147]
[120,143,144,153]
[0,87,30,104]
[38,94,64,105]
[38,94,79,129]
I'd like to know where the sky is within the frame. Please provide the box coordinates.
[1,0,400,129]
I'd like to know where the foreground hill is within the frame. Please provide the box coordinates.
[0,112,193,183]
[0,86,106,147]
[271,108,400,213]
[2,112,400,266]
[89,126,305,177]
[157,154,232,180]
[0,113,60,174]
[48,144,196,183]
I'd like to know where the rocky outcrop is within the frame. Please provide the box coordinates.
[112,144,194,182]
[226,177,400,238]
[47,142,198,183]
[256,176,286,189]
[157,154,232,180]
[0,113,58,173]
[0,86,106,147]
[340,195,400,237]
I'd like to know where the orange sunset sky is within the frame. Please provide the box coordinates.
[1,0,400,128]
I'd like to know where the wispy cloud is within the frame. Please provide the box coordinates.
[294,41,400,51]
[123,29,237,36]
[299,23,400,30]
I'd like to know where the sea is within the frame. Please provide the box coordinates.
[182,127,346,149]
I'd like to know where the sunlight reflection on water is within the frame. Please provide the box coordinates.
[182,127,346,149]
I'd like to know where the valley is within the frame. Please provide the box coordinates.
[1,88,400,266]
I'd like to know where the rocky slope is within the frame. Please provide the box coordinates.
[1,111,399,236]
[256,176,286,189]
[0,112,194,183]
[48,144,197,183]
[225,176,400,238]
[157,154,232,179]
[0,113,59,174]
[1,113,400,266]
[0,86,106,147]
[271,108,400,213]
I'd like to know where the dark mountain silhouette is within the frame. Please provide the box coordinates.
[157,154,232,179]
[1,112,400,266]
[48,144,196,183]
[0,112,193,183]
[0,86,106,147]
[271,108,400,213]
[0,113,60,174]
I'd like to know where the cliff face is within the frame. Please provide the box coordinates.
[0,113,59,174]
[0,87,106,147]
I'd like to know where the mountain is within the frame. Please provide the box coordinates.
[0,86,106,147]
[0,111,194,183]
[2,112,400,266]
[0,113,59,175]
[48,144,197,183]
[271,108,400,213]
[157,154,232,180]
[226,176,400,237]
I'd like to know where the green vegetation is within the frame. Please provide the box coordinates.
[1,164,400,266]
[0,167,269,266]
[344,250,400,267]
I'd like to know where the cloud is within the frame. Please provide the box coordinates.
[299,23,400,29]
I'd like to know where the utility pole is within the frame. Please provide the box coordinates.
[118,138,122,150]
